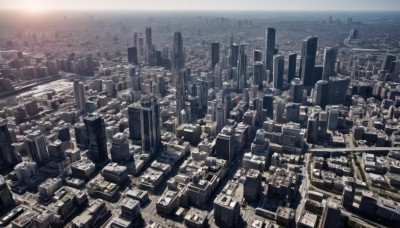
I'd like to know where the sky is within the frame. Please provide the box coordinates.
[1,0,400,12]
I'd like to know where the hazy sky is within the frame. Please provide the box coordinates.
[2,0,400,12]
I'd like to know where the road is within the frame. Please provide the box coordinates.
[308,147,399,153]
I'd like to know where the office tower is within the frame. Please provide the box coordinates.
[265,27,276,77]
[322,47,338,81]
[381,54,396,72]
[215,125,235,164]
[128,103,141,141]
[313,65,323,83]
[214,63,222,90]
[127,47,138,64]
[286,103,300,122]
[57,125,71,142]
[26,131,49,166]
[289,78,304,103]
[105,80,116,97]
[111,133,129,163]
[273,55,284,90]
[140,94,161,154]
[73,80,86,113]
[139,37,144,56]
[253,61,264,90]
[84,115,109,163]
[74,123,89,149]
[327,109,339,131]
[328,76,350,105]
[0,175,14,212]
[175,70,186,115]
[230,44,239,67]
[93,79,102,92]
[314,80,329,108]
[238,50,248,92]
[133,32,138,47]
[172,31,184,74]
[253,50,262,62]
[216,103,225,134]
[306,117,318,144]
[320,199,341,228]
[0,119,20,167]
[214,194,241,228]
[349,29,359,40]
[273,99,285,124]
[48,140,66,162]
[243,169,262,203]
[263,93,274,119]
[301,36,318,87]
[211,42,220,69]
[145,26,153,65]
[288,53,297,83]
[197,76,208,109]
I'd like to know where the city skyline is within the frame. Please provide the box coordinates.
[2,0,400,13]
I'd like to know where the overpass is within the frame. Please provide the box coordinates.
[308,147,399,153]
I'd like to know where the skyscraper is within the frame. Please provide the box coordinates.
[306,117,318,144]
[172,31,184,74]
[290,78,304,103]
[0,175,14,212]
[313,80,329,108]
[145,26,153,66]
[322,47,338,81]
[243,169,262,203]
[26,131,49,166]
[265,27,276,77]
[0,119,20,167]
[73,80,86,113]
[287,53,297,83]
[84,115,109,163]
[215,125,235,164]
[273,55,284,90]
[320,198,342,228]
[211,42,220,70]
[197,76,208,109]
[381,54,396,72]
[238,50,247,92]
[133,32,138,47]
[140,94,161,154]
[230,44,239,67]
[301,36,318,87]
[253,50,262,62]
[127,46,138,65]
[328,75,350,105]
[253,61,264,90]
[128,103,142,141]
[175,70,186,115]
[111,133,129,163]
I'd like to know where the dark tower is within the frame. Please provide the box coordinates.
[288,53,297,83]
[301,36,318,87]
[84,115,108,163]
[211,42,220,70]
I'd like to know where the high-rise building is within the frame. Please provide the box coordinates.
[320,198,342,228]
[300,36,318,87]
[313,65,323,83]
[74,123,89,149]
[238,51,247,92]
[273,55,284,90]
[175,70,186,115]
[328,76,350,105]
[322,47,338,81]
[139,37,144,56]
[26,131,49,166]
[215,125,235,164]
[273,98,285,124]
[133,32,138,47]
[253,61,264,90]
[306,117,318,144]
[128,103,142,141]
[243,169,262,203]
[0,119,20,167]
[111,133,129,163]
[230,44,239,67]
[214,194,241,228]
[253,50,262,62]
[263,93,274,119]
[265,27,276,77]
[349,29,359,40]
[84,115,109,163]
[73,80,86,113]
[314,80,329,108]
[140,94,161,154]
[289,78,304,103]
[327,109,339,131]
[127,46,138,65]
[172,31,184,74]
[145,26,153,66]
[381,54,396,72]
[197,76,208,109]
[288,53,297,83]
[211,42,220,70]
[0,175,14,212]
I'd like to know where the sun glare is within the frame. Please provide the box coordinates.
[23,0,46,14]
